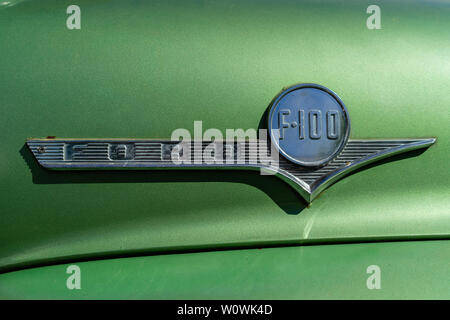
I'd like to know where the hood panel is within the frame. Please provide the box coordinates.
[0,0,449,271]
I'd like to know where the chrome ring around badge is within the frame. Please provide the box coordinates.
[268,83,351,167]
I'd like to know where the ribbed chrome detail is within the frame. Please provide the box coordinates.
[278,140,412,184]
[27,138,435,202]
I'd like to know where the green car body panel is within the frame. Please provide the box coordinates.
[1,241,449,299]
[0,0,449,298]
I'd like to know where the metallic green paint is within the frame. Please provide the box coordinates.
[0,240,449,299]
[0,0,449,276]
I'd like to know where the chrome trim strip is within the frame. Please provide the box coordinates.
[27,138,435,203]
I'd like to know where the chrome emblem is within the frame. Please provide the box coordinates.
[27,83,435,203]
[268,84,350,167]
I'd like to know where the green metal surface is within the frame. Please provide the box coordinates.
[0,240,449,299]
[0,0,449,275]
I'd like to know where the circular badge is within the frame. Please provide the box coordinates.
[268,83,350,167]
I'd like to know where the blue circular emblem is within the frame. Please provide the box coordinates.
[268,83,350,167]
